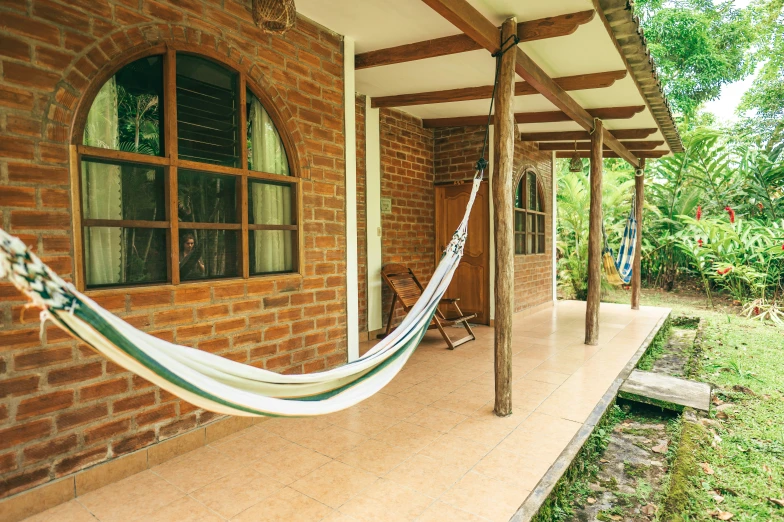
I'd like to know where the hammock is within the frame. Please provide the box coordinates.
[0,174,483,418]
[602,195,637,286]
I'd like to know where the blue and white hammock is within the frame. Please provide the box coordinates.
[602,196,637,286]
[0,174,483,418]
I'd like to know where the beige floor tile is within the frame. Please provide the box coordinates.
[338,479,432,521]
[393,382,452,405]
[77,470,185,522]
[418,433,492,469]
[440,471,528,522]
[429,391,487,416]
[336,438,415,476]
[374,421,441,453]
[191,467,284,518]
[523,368,571,385]
[473,447,553,490]
[417,501,487,522]
[364,394,425,420]
[152,446,246,493]
[448,411,525,447]
[290,461,376,509]
[254,441,332,485]
[143,497,223,522]
[404,406,467,433]
[320,511,360,522]
[24,500,98,522]
[326,408,399,437]
[231,487,333,521]
[297,425,369,458]
[384,453,467,498]
[497,412,581,459]
[210,428,289,462]
[261,416,332,444]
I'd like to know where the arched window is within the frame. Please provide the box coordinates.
[514,170,545,255]
[78,52,296,289]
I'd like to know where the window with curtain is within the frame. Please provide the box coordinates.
[79,52,297,289]
[514,170,545,255]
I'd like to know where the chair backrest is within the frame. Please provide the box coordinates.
[381,264,424,311]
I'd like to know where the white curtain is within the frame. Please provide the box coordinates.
[249,97,293,273]
[82,78,123,285]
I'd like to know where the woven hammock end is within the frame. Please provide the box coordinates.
[252,0,297,35]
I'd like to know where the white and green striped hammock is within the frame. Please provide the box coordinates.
[0,173,483,418]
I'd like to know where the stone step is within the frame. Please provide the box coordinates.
[619,370,711,412]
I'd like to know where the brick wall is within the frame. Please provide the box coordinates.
[0,1,348,499]
[379,108,434,328]
[355,94,367,334]
[434,127,553,314]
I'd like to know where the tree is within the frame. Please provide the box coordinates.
[634,0,757,121]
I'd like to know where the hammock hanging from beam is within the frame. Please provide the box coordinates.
[0,173,483,418]
[602,195,637,286]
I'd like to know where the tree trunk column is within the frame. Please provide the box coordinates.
[631,158,645,310]
[585,119,604,346]
[493,17,517,417]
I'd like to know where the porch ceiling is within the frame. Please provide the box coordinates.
[296,0,681,158]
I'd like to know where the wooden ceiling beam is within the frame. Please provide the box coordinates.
[421,105,644,128]
[355,10,595,69]
[555,150,668,159]
[371,70,626,108]
[420,0,641,167]
[539,140,664,151]
[520,128,657,141]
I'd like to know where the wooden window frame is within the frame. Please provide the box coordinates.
[514,170,546,256]
[72,49,302,292]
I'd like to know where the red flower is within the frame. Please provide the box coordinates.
[758,203,764,211]
[696,206,702,221]
[753,306,761,316]
[697,239,704,247]
[724,206,735,223]
[781,243,784,250]
[717,266,733,276]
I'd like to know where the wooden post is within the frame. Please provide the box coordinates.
[631,158,645,310]
[493,17,517,417]
[585,118,604,346]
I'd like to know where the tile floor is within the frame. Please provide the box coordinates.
[24,301,668,522]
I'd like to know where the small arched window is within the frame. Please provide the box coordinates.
[78,52,296,289]
[514,170,545,255]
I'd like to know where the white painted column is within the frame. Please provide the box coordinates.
[552,150,558,302]
[344,37,359,361]
[488,125,496,322]
[366,97,383,332]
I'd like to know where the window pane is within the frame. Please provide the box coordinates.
[526,233,533,255]
[515,233,524,255]
[527,214,533,234]
[84,227,167,288]
[247,91,290,175]
[179,229,239,280]
[514,211,524,232]
[177,55,239,167]
[514,179,523,209]
[538,234,545,254]
[178,170,237,224]
[249,181,293,225]
[250,230,296,274]
[538,215,545,234]
[527,173,538,210]
[83,56,163,156]
[81,160,165,221]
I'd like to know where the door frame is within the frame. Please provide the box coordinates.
[434,179,491,325]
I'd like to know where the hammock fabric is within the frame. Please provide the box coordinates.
[602,196,637,286]
[0,174,483,418]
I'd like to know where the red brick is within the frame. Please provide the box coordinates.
[135,404,176,426]
[23,434,77,464]
[113,392,156,414]
[215,318,246,334]
[143,0,184,22]
[0,34,31,61]
[48,362,102,386]
[176,323,213,340]
[40,188,70,208]
[17,390,74,420]
[56,403,108,431]
[0,466,49,497]
[0,452,17,474]
[198,337,229,353]
[84,418,130,445]
[113,430,155,456]
[0,375,40,398]
[174,287,211,304]
[213,283,245,300]
[80,378,128,402]
[55,446,107,476]
[0,137,35,160]
[0,419,51,450]
[33,0,91,33]
[159,415,198,439]
[263,295,289,308]
[14,347,72,370]
[196,304,229,320]
[35,46,73,71]
[0,13,60,45]
[0,329,41,351]
[154,308,194,326]
[130,291,172,309]
[7,164,69,185]
[10,211,70,230]
[2,62,60,91]
[264,324,290,341]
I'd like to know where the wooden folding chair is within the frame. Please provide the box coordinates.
[380,263,476,350]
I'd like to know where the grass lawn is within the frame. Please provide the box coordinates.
[603,287,784,521]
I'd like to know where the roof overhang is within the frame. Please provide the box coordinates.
[296,0,683,163]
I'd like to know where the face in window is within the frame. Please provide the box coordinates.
[182,235,196,255]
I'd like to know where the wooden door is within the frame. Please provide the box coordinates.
[435,181,490,325]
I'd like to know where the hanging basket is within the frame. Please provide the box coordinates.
[252,0,297,35]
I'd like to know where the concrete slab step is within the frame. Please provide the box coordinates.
[619,369,711,412]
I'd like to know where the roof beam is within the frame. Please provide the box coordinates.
[355,10,595,69]
[418,0,643,168]
[421,105,644,128]
[556,150,668,159]
[371,70,626,109]
[539,140,664,151]
[520,129,657,141]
